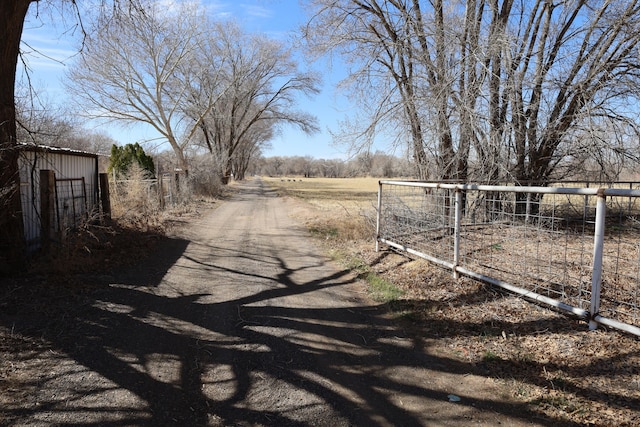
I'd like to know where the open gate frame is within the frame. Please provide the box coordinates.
[376,180,640,337]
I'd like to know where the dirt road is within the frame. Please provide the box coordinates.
[1,179,551,426]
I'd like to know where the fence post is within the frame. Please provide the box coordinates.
[175,172,181,203]
[589,189,606,330]
[584,181,590,225]
[629,182,633,216]
[453,188,462,279]
[99,173,111,220]
[40,169,55,249]
[158,175,165,209]
[376,181,382,252]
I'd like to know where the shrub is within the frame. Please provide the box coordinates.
[108,143,155,178]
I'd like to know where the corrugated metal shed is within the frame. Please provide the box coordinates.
[18,144,100,252]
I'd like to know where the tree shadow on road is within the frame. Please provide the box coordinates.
[0,234,596,426]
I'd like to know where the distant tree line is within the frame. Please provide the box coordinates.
[252,152,413,179]
[251,150,640,182]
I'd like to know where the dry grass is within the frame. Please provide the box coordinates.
[27,166,217,281]
[262,176,379,205]
[110,164,163,231]
[27,218,164,280]
[264,176,379,242]
[265,176,640,427]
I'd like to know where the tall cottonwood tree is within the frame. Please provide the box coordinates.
[192,21,320,182]
[230,120,273,181]
[304,0,640,184]
[505,0,640,185]
[65,1,221,172]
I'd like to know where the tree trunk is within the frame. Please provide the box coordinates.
[0,0,31,275]
[223,160,233,184]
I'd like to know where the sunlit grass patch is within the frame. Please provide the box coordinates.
[328,247,404,304]
[366,272,404,303]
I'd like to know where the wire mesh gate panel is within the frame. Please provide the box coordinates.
[376,181,640,336]
[55,178,89,231]
[599,193,640,330]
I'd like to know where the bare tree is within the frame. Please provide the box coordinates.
[504,1,640,185]
[16,90,117,153]
[65,1,220,172]
[193,21,320,182]
[230,120,273,181]
[304,0,640,185]
[303,0,434,179]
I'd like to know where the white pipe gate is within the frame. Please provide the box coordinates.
[376,181,640,337]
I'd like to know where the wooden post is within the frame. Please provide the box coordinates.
[158,175,165,209]
[175,172,180,202]
[40,169,55,249]
[156,162,164,209]
[99,173,111,220]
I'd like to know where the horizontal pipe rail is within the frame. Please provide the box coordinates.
[593,315,640,336]
[455,266,589,319]
[379,238,453,270]
[378,180,640,197]
[377,180,640,337]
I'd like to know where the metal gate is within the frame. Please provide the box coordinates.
[377,181,640,336]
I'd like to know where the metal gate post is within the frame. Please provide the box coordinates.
[589,189,606,330]
[376,181,382,252]
[453,188,462,279]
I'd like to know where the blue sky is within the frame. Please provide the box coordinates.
[18,0,357,159]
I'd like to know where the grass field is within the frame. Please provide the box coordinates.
[262,176,380,204]
[262,176,381,243]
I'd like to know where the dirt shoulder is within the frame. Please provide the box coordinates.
[1,179,637,426]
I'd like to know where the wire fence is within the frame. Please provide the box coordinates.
[110,173,189,210]
[376,181,640,336]
[55,178,89,232]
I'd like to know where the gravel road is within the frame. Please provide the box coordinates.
[2,179,548,426]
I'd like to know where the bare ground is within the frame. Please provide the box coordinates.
[0,178,638,426]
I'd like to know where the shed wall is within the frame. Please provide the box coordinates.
[18,148,99,252]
